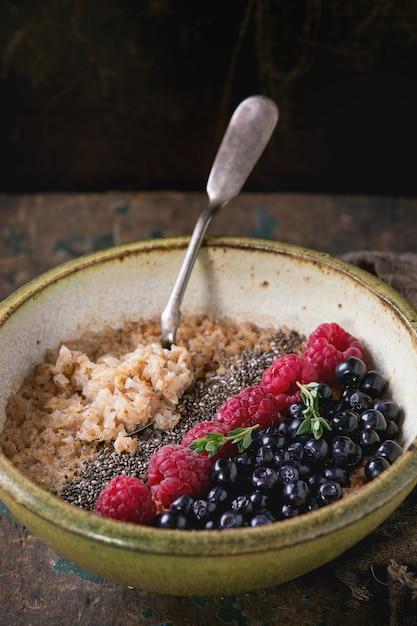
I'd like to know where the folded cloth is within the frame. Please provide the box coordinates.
[335,251,417,626]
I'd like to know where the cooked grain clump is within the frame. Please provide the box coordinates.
[0,315,304,495]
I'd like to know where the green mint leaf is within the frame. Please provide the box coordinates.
[311,419,323,439]
[296,418,312,436]
[241,431,253,451]
[205,440,221,454]
[320,417,332,432]
[296,381,332,439]
[188,438,209,453]
[188,424,259,456]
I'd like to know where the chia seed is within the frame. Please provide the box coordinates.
[60,329,305,510]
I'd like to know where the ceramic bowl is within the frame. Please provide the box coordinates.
[1,237,417,596]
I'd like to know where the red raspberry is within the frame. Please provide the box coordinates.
[94,475,156,525]
[215,385,281,431]
[304,322,363,383]
[182,420,237,461]
[148,444,212,507]
[260,354,317,413]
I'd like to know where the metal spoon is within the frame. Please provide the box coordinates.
[160,95,279,348]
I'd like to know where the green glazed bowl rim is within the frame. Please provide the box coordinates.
[1,236,417,557]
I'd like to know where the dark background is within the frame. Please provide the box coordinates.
[1,0,417,195]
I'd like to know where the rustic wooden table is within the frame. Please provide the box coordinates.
[1,191,416,625]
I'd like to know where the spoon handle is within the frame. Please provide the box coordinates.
[161,95,278,348]
[160,204,217,348]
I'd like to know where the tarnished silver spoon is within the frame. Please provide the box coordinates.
[160,95,279,348]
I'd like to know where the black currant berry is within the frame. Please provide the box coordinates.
[331,410,359,435]
[373,400,401,422]
[282,479,310,507]
[170,494,195,515]
[212,458,238,484]
[359,409,388,433]
[250,511,275,526]
[218,511,244,529]
[331,436,362,467]
[335,357,367,386]
[303,437,329,463]
[349,391,372,413]
[251,466,280,491]
[358,428,381,454]
[317,383,333,404]
[360,370,387,398]
[154,510,188,529]
[365,456,390,480]
[316,480,343,506]
[374,440,402,464]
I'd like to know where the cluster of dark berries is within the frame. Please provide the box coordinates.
[153,357,402,530]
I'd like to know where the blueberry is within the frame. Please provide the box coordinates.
[250,511,275,526]
[218,510,244,529]
[360,409,387,433]
[204,519,217,530]
[231,494,253,516]
[281,503,299,519]
[302,497,320,513]
[317,383,333,405]
[374,440,402,464]
[331,410,359,435]
[340,386,359,407]
[360,370,387,398]
[170,494,194,515]
[277,420,290,437]
[324,465,349,487]
[349,391,372,413]
[323,400,342,420]
[331,435,362,468]
[291,459,311,478]
[365,456,390,480]
[287,441,305,462]
[316,480,343,506]
[212,458,238,484]
[278,464,299,483]
[234,453,255,476]
[386,420,399,438]
[307,474,327,491]
[335,357,367,385]
[287,402,305,419]
[282,479,309,507]
[250,490,272,511]
[154,510,188,529]
[193,499,216,524]
[358,428,381,454]
[273,449,291,467]
[373,400,401,422]
[261,433,286,450]
[206,486,229,510]
[252,466,280,491]
[303,437,329,463]
[245,428,263,453]
[287,417,306,440]
[255,445,275,467]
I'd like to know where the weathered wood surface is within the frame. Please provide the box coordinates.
[0,191,416,625]
[1,191,416,299]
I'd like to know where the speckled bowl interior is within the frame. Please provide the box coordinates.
[1,237,417,596]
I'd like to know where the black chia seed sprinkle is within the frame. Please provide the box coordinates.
[60,329,304,511]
